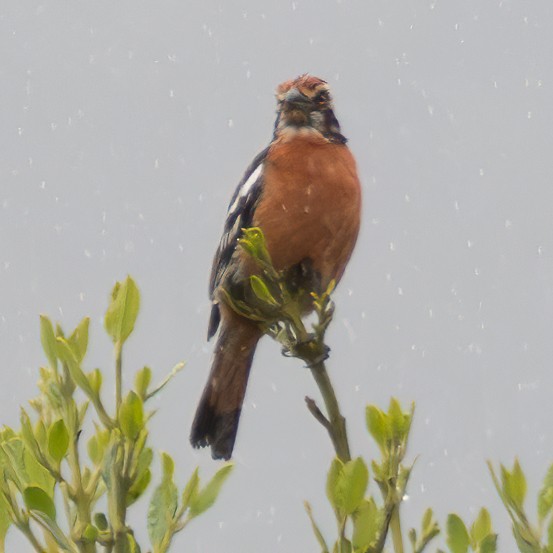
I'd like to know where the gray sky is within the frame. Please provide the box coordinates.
[1,1,553,551]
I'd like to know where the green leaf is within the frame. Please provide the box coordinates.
[417,507,440,549]
[0,493,12,552]
[29,510,76,552]
[249,275,278,306]
[94,512,108,531]
[0,437,27,490]
[132,444,153,481]
[119,391,144,440]
[422,507,434,534]
[388,397,411,443]
[511,459,527,508]
[48,420,69,463]
[87,428,110,466]
[34,421,47,452]
[19,409,36,451]
[512,523,538,553]
[538,464,553,522]
[181,468,200,511]
[24,447,55,495]
[326,458,343,512]
[100,438,122,489]
[135,366,152,400]
[40,315,58,372]
[366,406,389,453]
[479,534,498,553]
[189,464,233,518]
[82,524,98,542]
[503,459,526,509]
[304,501,329,553]
[446,514,470,553]
[148,452,178,548]
[127,533,141,553]
[218,288,269,322]
[87,369,102,396]
[56,337,94,397]
[24,486,56,520]
[238,227,273,267]
[0,426,16,443]
[104,276,140,344]
[336,457,369,515]
[409,528,417,550]
[68,317,89,362]
[2,434,55,496]
[336,537,352,553]
[470,507,492,545]
[352,498,380,551]
[127,468,151,507]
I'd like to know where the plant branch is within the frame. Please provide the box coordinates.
[19,519,47,553]
[305,396,330,429]
[390,507,404,553]
[307,360,351,463]
[368,502,394,553]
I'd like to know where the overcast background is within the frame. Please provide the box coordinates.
[1,1,552,551]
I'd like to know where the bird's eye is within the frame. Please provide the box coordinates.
[314,90,330,103]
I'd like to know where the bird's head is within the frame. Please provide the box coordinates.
[273,75,346,143]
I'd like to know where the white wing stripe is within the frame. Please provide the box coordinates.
[227,164,263,215]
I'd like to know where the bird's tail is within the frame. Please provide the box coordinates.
[190,312,262,460]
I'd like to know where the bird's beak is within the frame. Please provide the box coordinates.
[284,87,311,108]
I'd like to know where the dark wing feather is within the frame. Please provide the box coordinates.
[207,147,269,339]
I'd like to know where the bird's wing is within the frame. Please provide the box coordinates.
[207,147,269,339]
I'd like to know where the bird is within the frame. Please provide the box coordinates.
[190,74,362,460]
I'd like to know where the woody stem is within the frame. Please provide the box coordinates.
[308,359,351,463]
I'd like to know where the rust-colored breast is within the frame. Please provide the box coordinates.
[252,130,361,290]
